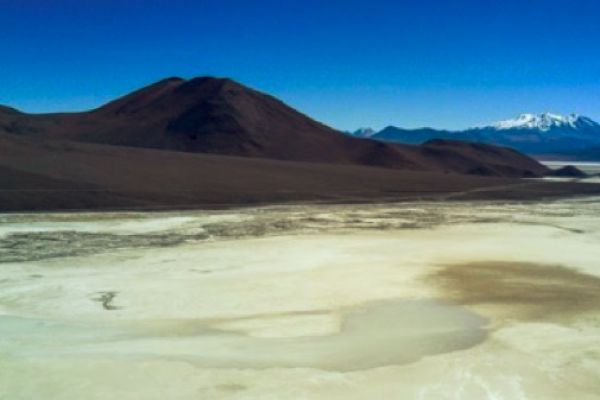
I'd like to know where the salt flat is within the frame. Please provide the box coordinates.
[1,197,600,399]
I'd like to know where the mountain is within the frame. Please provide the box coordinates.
[1,77,353,162]
[349,128,377,138]
[0,105,21,116]
[483,113,593,131]
[0,77,548,178]
[367,113,600,154]
[546,165,588,178]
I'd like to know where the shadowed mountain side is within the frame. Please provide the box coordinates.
[0,77,547,178]
[1,134,599,212]
[545,166,588,178]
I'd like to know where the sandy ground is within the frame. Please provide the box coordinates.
[2,197,600,399]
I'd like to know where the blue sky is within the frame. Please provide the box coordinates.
[1,0,599,130]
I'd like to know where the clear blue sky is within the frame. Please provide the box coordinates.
[1,0,599,131]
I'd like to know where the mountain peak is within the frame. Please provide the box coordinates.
[479,113,591,131]
[350,127,377,137]
[96,76,247,116]
[174,76,239,93]
[159,77,187,84]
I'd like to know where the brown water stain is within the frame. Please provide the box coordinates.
[429,261,600,322]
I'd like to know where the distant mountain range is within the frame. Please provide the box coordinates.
[350,113,600,157]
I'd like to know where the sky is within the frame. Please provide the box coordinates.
[0,0,599,131]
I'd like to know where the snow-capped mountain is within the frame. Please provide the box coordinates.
[364,113,600,155]
[348,127,377,137]
[475,113,600,132]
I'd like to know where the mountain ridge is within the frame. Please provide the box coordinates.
[355,113,600,155]
[0,77,548,178]
[473,113,595,131]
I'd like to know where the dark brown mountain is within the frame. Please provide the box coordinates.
[545,165,588,178]
[0,77,548,177]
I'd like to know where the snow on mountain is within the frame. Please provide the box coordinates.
[350,128,377,137]
[475,113,599,132]
[366,113,600,154]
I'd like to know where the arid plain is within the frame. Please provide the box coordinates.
[2,193,600,400]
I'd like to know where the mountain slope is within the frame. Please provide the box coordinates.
[0,77,351,161]
[1,133,598,212]
[369,113,600,154]
[0,77,548,177]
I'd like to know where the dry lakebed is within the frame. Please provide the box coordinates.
[2,196,600,399]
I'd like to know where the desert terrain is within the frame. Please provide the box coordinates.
[4,3,600,399]
[2,195,600,399]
